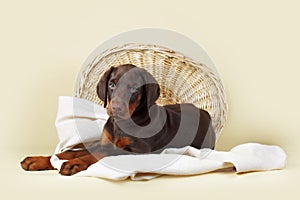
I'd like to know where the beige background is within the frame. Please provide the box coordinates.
[0,0,299,199]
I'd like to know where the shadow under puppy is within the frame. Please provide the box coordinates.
[21,64,215,175]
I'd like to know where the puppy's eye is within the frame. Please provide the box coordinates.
[109,82,116,90]
[130,86,138,93]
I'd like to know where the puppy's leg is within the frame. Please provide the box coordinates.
[58,142,128,176]
[58,139,151,176]
[56,149,91,160]
[20,156,54,171]
[59,152,105,176]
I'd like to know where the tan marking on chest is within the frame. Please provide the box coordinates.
[100,128,113,145]
[115,137,131,149]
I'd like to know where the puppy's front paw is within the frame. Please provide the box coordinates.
[59,158,90,176]
[20,156,54,171]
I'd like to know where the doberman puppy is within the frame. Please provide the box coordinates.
[21,64,216,175]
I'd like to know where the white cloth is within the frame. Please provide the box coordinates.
[51,96,287,181]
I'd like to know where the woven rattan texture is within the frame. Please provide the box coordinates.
[74,44,227,138]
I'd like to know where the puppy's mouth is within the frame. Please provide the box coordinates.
[110,112,131,120]
[107,107,131,120]
[106,100,137,120]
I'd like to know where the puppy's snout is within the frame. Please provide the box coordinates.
[111,100,125,114]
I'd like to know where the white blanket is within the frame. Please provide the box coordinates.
[50,96,287,181]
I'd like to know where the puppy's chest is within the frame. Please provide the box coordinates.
[111,130,133,149]
[100,126,132,149]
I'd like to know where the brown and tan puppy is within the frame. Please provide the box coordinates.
[21,64,215,175]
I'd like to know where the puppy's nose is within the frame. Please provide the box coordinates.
[111,101,123,113]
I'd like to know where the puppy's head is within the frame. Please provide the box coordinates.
[97,64,160,119]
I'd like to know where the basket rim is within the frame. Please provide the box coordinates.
[74,42,225,96]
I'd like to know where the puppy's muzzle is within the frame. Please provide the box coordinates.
[109,99,131,119]
[111,100,125,115]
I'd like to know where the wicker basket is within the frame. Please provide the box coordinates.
[74,43,228,139]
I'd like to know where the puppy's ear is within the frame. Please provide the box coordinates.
[96,66,115,107]
[140,69,160,109]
